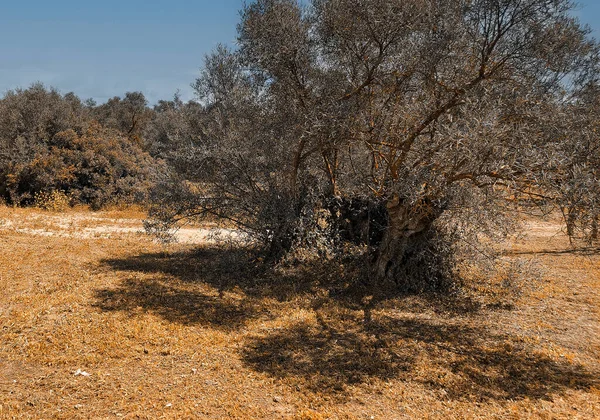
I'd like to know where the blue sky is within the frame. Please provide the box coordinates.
[1,0,599,104]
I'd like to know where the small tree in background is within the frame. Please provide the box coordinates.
[548,82,600,243]
[92,91,153,142]
[143,93,206,159]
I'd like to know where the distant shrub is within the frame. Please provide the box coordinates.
[33,190,71,212]
[0,84,165,210]
[1,122,164,209]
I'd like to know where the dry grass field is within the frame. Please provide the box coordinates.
[0,206,599,419]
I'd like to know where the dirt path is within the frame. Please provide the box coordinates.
[0,207,242,244]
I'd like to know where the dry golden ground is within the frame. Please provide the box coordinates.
[0,206,599,419]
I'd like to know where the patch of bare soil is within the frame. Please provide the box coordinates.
[0,207,599,419]
[0,206,239,244]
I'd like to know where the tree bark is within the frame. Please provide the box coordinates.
[370,196,441,289]
[591,215,599,243]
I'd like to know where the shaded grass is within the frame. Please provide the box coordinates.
[94,277,267,330]
[242,314,597,401]
[100,247,328,303]
[99,245,599,402]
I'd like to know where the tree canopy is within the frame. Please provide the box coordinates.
[147,0,599,292]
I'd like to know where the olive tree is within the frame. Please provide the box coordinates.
[548,82,600,243]
[144,93,206,159]
[149,0,599,291]
[92,92,153,141]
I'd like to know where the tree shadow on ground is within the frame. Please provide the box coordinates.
[98,245,598,402]
[100,247,314,302]
[242,312,599,401]
[99,246,483,314]
[94,276,266,330]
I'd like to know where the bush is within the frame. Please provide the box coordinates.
[33,190,71,212]
[0,84,164,209]
[1,123,164,209]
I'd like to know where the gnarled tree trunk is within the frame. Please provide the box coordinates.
[370,196,443,290]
